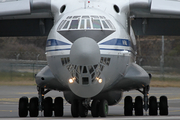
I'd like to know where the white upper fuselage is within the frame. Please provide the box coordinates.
[47,0,134,56]
[46,0,136,98]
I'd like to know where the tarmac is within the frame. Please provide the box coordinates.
[0,86,180,120]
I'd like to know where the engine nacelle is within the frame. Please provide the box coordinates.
[129,0,151,11]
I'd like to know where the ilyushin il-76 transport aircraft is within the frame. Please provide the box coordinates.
[1,0,180,117]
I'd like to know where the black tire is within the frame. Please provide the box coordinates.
[44,97,53,117]
[79,100,88,117]
[149,96,157,115]
[19,96,28,117]
[159,96,168,115]
[99,99,108,117]
[71,99,79,117]
[124,96,133,116]
[134,96,143,116]
[54,97,63,117]
[91,100,100,117]
[29,97,39,117]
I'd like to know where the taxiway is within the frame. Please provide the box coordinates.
[0,86,179,119]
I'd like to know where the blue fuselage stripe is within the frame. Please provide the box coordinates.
[100,48,131,52]
[46,39,71,47]
[100,39,131,46]
[46,38,133,52]
[46,48,71,52]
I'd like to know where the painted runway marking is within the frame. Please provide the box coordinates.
[0,110,16,112]
[169,98,180,100]
[169,110,180,113]
[0,116,180,120]
[0,98,19,102]
[17,92,37,94]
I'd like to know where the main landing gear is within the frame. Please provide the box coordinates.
[19,86,109,118]
[18,87,63,117]
[124,85,168,116]
[71,99,109,117]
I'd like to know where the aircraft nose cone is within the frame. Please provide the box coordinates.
[70,37,100,65]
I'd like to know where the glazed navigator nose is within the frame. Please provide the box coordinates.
[70,37,100,66]
[69,37,105,98]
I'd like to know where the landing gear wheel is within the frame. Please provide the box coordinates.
[91,100,100,117]
[29,97,39,117]
[54,97,63,117]
[124,96,133,116]
[149,96,157,115]
[79,100,88,117]
[19,96,28,117]
[71,100,79,117]
[99,99,108,117]
[159,96,168,115]
[134,96,143,116]
[44,97,53,117]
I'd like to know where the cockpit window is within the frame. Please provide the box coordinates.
[106,20,115,29]
[57,20,65,31]
[67,16,72,19]
[86,19,91,29]
[62,21,70,29]
[70,20,79,29]
[102,20,109,29]
[58,15,115,31]
[100,16,106,19]
[80,19,85,29]
[73,16,81,19]
[92,19,101,29]
[91,15,99,19]
[82,16,89,18]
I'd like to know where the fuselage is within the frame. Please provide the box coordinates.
[38,0,150,105]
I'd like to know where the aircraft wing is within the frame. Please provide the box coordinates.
[0,0,53,36]
[130,0,180,35]
[1,0,180,36]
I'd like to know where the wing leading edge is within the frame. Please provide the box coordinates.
[1,0,180,36]
[0,0,53,36]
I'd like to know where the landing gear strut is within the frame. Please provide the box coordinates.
[18,86,64,117]
[137,85,149,113]
[124,85,168,116]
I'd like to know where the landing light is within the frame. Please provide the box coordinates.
[69,77,76,84]
[98,79,102,83]
[96,77,103,83]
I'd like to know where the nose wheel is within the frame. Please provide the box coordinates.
[91,100,100,117]
[71,100,80,117]
[71,99,89,117]
[124,85,168,116]
[70,99,109,117]
[98,100,109,117]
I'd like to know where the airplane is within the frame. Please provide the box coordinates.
[1,0,180,117]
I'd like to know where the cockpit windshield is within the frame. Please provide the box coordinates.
[57,15,115,31]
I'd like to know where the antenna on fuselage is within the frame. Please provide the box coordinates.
[84,0,86,9]
[84,0,90,9]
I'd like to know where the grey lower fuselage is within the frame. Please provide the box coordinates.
[36,7,150,105]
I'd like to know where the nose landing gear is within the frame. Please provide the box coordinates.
[70,99,109,117]
[71,99,89,117]
[124,85,168,116]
